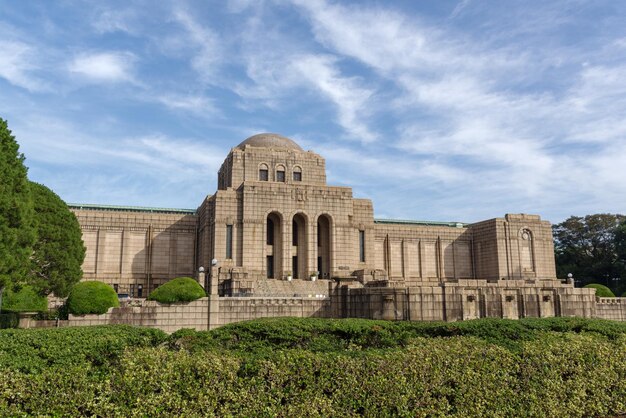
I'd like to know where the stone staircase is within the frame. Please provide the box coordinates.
[254,278,332,297]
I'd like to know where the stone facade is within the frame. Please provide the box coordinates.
[70,134,558,294]
[64,133,622,326]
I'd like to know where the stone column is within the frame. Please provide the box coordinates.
[207,265,220,330]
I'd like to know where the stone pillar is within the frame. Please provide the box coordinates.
[207,265,220,330]
[198,269,206,289]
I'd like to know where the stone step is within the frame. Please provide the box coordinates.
[254,278,331,297]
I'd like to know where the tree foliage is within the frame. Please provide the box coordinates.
[28,182,85,297]
[0,285,48,312]
[0,118,35,295]
[553,214,626,293]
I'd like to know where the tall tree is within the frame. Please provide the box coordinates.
[29,182,85,297]
[553,214,626,292]
[0,118,35,308]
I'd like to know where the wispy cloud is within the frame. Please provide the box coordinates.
[2,0,626,221]
[0,40,47,91]
[171,9,223,83]
[91,9,138,35]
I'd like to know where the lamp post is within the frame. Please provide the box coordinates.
[567,272,574,285]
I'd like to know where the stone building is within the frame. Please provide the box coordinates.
[68,133,604,324]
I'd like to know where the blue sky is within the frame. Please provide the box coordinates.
[1,0,625,223]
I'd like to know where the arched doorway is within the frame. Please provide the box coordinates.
[317,214,331,279]
[266,212,282,279]
[292,213,308,279]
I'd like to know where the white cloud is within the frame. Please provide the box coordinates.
[0,40,46,91]
[69,51,136,82]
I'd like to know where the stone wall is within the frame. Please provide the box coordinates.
[70,206,198,296]
[23,290,626,334]
[61,296,332,333]
[333,280,598,322]
[218,297,331,326]
[67,299,209,334]
[595,298,626,321]
[372,222,472,285]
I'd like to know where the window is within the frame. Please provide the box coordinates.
[292,255,298,279]
[137,284,143,298]
[277,170,285,182]
[226,225,233,259]
[267,218,274,245]
[129,284,135,298]
[292,220,298,246]
[293,166,302,181]
[359,230,366,262]
[267,255,274,278]
[113,283,119,293]
[259,163,269,181]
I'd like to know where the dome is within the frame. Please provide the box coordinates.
[236,133,303,151]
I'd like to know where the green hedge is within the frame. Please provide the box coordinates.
[584,283,616,297]
[148,277,205,304]
[1,285,48,313]
[168,316,626,354]
[67,281,119,315]
[2,318,626,416]
[1,332,625,417]
[0,313,19,329]
[0,325,167,373]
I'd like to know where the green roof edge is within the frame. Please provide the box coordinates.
[67,204,466,226]
[68,203,196,215]
[374,218,467,228]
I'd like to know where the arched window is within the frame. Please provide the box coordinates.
[259,163,269,181]
[276,164,286,182]
[293,166,302,182]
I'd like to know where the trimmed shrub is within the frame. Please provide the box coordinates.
[67,281,119,315]
[167,317,626,355]
[0,325,167,373]
[584,283,615,297]
[148,277,205,304]
[1,285,47,313]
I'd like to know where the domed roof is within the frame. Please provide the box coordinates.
[236,133,303,151]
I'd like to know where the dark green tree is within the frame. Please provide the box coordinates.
[0,118,35,309]
[29,182,85,297]
[553,214,625,293]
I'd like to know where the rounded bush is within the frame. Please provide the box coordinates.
[148,277,205,304]
[584,283,615,298]
[67,281,119,315]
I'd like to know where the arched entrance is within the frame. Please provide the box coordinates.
[317,214,331,279]
[292,213,308,279]
[266,212,282,279]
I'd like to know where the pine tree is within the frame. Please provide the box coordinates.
[0,118,36,307]
[29,182,85,297]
